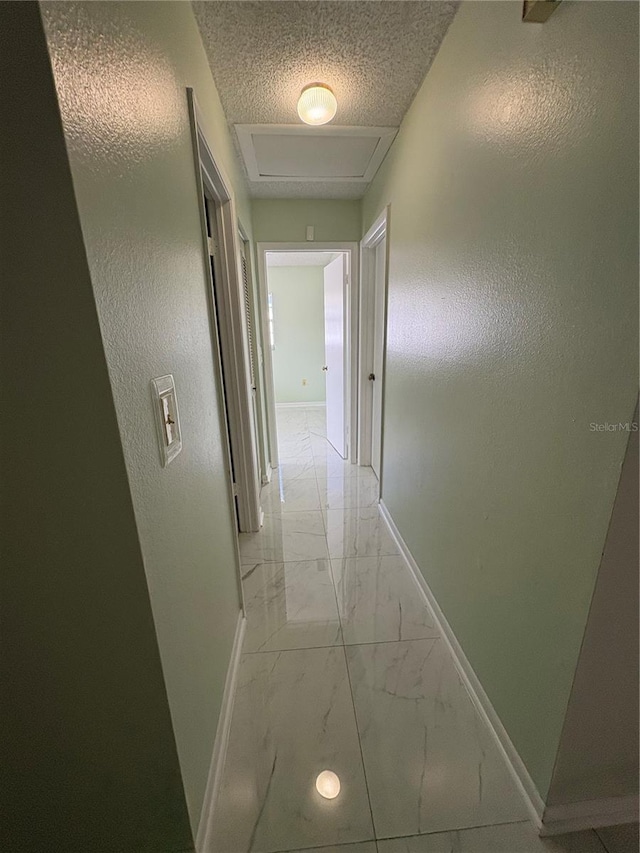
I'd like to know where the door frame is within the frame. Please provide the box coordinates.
[187,89,262,534]
[359,206,390,472]
[237,226,271,488]
[256,242,359,468]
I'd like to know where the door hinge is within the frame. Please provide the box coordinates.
[207,236,215,257]
[232,481,238,497]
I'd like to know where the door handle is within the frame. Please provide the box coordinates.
[369,373,375,381]
[322,366,328,371]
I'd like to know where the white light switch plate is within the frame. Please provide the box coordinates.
[151,375,182,466]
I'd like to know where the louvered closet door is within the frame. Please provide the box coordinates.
[241,251,256,390]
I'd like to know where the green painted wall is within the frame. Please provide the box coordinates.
[40,0,248,835]
[1,3,191,850]
[252,198,362,243]
[363,0,638,799]
[268,266,327,403]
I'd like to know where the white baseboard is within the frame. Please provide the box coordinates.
[275,401,325,408]
[196,610,246,853]
[540,794,639,836]
[377,501,546,829]
[378,501,639,838]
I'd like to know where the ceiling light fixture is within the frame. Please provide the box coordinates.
[297,83,337,126]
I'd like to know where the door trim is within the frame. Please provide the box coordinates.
[238,225,270,488]
[359,207,389,475]
[187,89,261,534]
[256,242,359,467]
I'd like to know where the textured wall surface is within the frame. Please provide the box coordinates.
[547,421,639,806]
[40,0,248,833]
[193,0,458,198]
[363,0,638,798]
[253,198,362,244]
[1,4,191,850]
[268,266,327,403]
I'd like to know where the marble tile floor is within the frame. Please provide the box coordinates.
[209,406,637,853]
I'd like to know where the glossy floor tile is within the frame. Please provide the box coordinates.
[324,506,399,559]
[213,406,602,853]
[262,477,321,514]
[377,822,608,852]
[346,639,528,837]
[242,560,342,653]
[277,845,377,853]
[277,458,317,481]
[317,476,380,510]
[239,511,329,565]
[331,555,440,644]
[209,647,375,853]
[595,823,640,853]
[314,453,371,479]
[278,445,315,463]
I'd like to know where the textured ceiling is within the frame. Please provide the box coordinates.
[267,251,341,267]
[193,1,458,198]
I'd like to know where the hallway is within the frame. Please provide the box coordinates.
[4,2,638,851]
[209,408,617,853]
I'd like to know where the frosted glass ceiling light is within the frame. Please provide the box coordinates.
[297,84,337,126]
[315,770,341,799]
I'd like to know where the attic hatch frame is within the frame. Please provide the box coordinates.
[235,124,398,183]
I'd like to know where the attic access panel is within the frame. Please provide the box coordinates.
[236,124,397,183]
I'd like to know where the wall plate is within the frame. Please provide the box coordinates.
[151,375,182,466]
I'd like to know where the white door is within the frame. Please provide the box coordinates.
[371,237,386,479]
[323,255,347,457]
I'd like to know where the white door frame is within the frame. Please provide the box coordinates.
[238,225,271,487]
[359,206,389,471]
[256,242,359,468]
[323,254,349,458]
[187,89,261,534]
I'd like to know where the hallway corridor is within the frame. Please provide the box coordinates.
[209,408,624,853]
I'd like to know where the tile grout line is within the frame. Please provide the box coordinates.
[240,635,445,657]
[593,828,615,853]
[253,410,383,843]
[373,818,545,845]
[268,837,378,853]
[339,641,379,844]
[324,477,381,846]
[241,554,400,567]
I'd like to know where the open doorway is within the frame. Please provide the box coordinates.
[266,251,347,459]
[257,242,360,477]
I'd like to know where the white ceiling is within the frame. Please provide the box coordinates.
[193,1,459,199]
[267,251,342,267]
